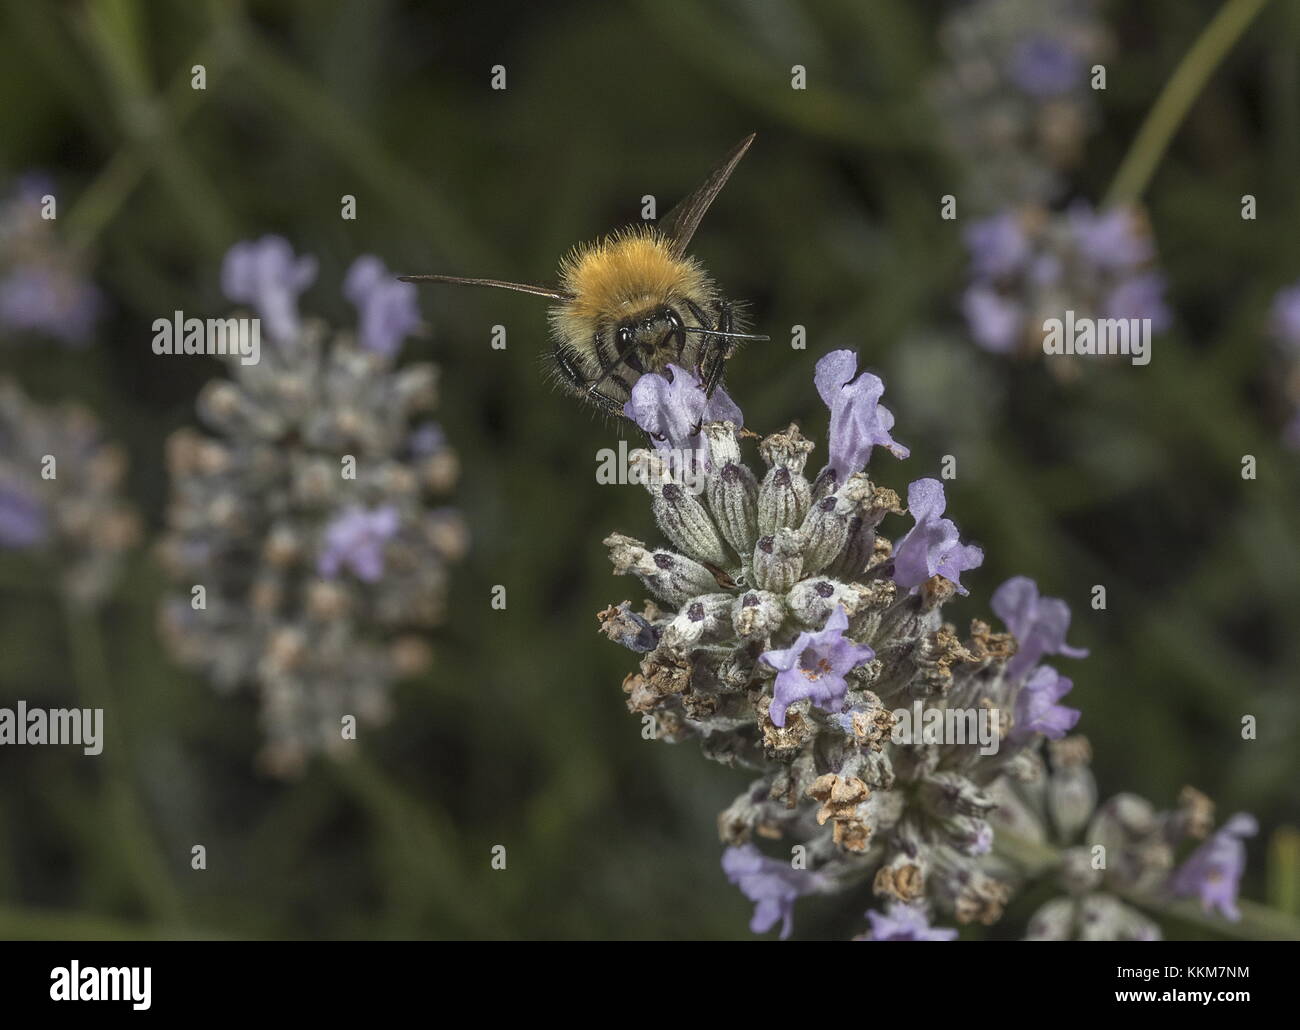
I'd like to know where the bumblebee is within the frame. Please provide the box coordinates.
[400,134,766,416]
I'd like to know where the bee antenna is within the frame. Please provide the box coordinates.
[679,326,770,341]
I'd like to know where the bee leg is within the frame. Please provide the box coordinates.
[698,300,735,399]
[553,342,627,417]
[682,298,722,392]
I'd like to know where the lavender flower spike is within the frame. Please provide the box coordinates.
[891,478,983,595]
[317,505,400,583]
[1168,813,1258,921]
[861,903,958,941]
[722,844,822,939]
[814,350,909,487]
[221,235,318,342]
[1010,665,1080,743]
[991,576,1088,682]
[623,364,742,469]
[344,255,422,358]
[760,605,874,727]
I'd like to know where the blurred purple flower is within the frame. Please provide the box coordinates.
[623,364,741,468]
[1068,204,1153,270]
[1105,271,1171,330]
[344,255,422,358]
[221,235,317,342]
[1168,813,1257,921]
[0,266,102,346]
[1009,35,1084,98]
[1,176,102,345]
[814,350,909,486]
[408,421,447,457]
[964,213,1031,279]
[892,478,983,595]
[1010,665,1080,742]
[0,481,48,548]
[991,576,1088,682]
[317,505,400,582]
[1270,283,1300,351]
[962,285,1023,353]
[862,903,958,941]
[760,605,875,727]
[722,844,822,939]
[966,822,995,856]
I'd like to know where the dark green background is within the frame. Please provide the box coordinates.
[0,0,1297,939]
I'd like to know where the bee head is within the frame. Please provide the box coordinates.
[613,306,686,373]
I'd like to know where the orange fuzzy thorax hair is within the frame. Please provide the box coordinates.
[553,228,715,328]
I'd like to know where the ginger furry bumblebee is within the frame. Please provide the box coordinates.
[400,134,766,417]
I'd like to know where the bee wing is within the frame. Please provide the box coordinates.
[656,133,756,259]
[397,274,571,301]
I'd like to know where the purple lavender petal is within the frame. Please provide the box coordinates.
[863,903,958,941]
[1270,283,1300,351]
[1105,271,1170,330]
[344,255,422,358]
[0,481,48,548]
[964,212,1031,279]
[760,605,875,726]
[1168,813,1257,921]
[1010,665,1080,742]
[623,364,741,469]
[814,350,909,485]
[991,576,1088,682]
[317,505,400,583]
[892,479,983,595]
[1008,35,1084,98]
[0,266,102,346]
[221,235,318,342]
[722,844,822,939]
[962,286,1023,354]
[1068,204,1153,270]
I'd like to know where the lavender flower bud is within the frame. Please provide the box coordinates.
[603,533,719,606]
[757,465,811,538]
[597,601,661,653]
[786,577,872,629]
[662,592,734,652]
[921,771,996,819]
[799,497,848,574]
[752,528,804,594]
[825,484,903,580]
[1077,895,1162,942]
[706,460,759,558]
[1024,897,1075,941]
[757,424,814,536]
[1048,750,1098,841]
[700,420,743,466]
[634,447,731,567]
[731,589,786,640]
[1059,846,1103,894]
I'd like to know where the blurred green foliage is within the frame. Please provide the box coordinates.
[0,0,1297,939]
